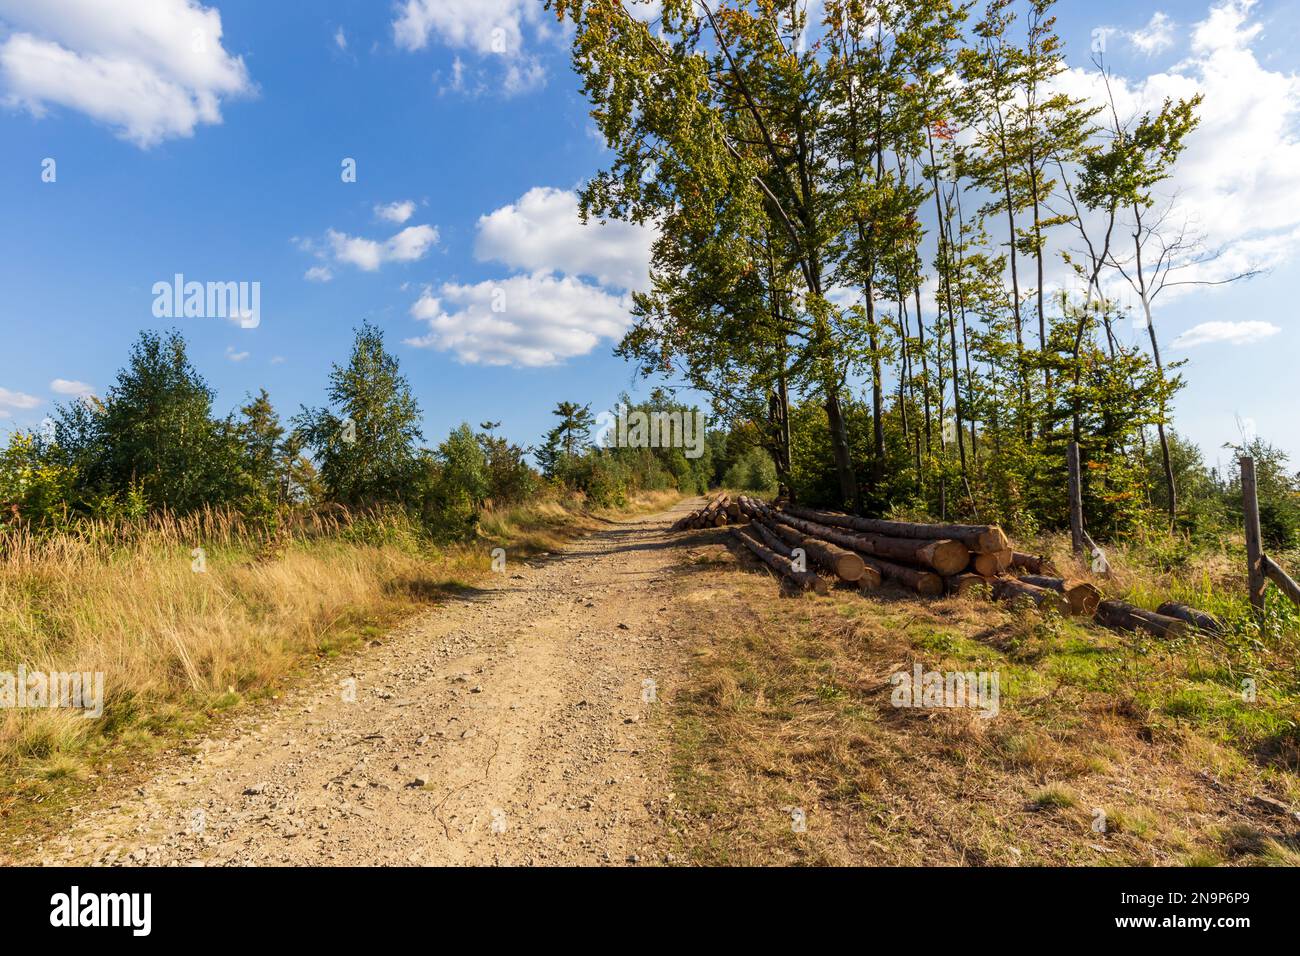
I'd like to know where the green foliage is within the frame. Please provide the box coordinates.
[1222,438,1300,551]
[722,444,778,493]
[0,432,76,526]
[293,322,423,509]
[553,0,1250,540]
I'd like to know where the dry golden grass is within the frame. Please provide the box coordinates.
[665,532,1300,867]
[0,490,680,793]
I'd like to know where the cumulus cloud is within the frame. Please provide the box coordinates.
[0,386,41,409]
[1172,319,1281,348]
[225,345,249,362]
[324,224,438,272]
[0,0,253,147]
[375,200,416,225]
[1056,0,1300,310]
[475,187,656,292]
[406,186,657,366]
[1129,12,1175,55]
[304,265,333,283]
[49,378,94,396]
[392,0,548,96]
[405,272,631,367]
[393,0,534,54]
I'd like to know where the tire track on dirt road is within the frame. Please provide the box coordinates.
[16,498,708,867]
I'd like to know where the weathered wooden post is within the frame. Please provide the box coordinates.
[1240,456,1267,616]
[1067,442,1085,555]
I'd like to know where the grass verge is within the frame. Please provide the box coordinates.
[0,490,681,830]
[665,532,1300,866]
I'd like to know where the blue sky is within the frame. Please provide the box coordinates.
[1,0,1298,472]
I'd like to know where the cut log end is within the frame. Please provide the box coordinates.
[973,549,1013,577]
[976,527,1011,554]
[923,539,973,576]
[856,567,884,591]
[947,573,995,597]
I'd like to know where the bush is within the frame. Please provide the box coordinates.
[722,445,778,492]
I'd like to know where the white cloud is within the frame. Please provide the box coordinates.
[325,223,438,272]
[375,199,416,224]
[0,0,253,147]
[1130,12,1175,55]
[475,187,656,292]
[304,265,333,282]
[0,386,41,409]
[406,186,654,366]
[334,26,347,51]
[444,56,467,94]
[393,0,535,54]
[225,345,249,362]
[392,0,548,95]
[49,378,93,396]
[1057,1,1300,301]
[503,57,546,96]
[1173,319,1281,348]
[405,272,631,367]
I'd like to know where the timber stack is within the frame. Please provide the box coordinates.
[669,493,747,531]
[668,494,1222,638]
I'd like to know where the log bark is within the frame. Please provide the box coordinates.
[771,509,969,575]
[1018,575,1102,615]
[1156,602,1224,635]
[732,527,828,595]
[782,504,1008,554]
[756,516,865,583]
[742,498,878,587]
[972,549,1013,577]
[1095,600,1187,640]
[859,554,944,596]
[991,577,1069,615]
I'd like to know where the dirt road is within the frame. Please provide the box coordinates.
[20,499,704,867]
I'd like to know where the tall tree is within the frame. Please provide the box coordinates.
[553,0,863,508]
[293,322,423,508]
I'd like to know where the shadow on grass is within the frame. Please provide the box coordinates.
[384,576,489,603]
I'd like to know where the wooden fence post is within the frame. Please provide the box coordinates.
[1240,456,1267,616]
[1067,442,1084,555]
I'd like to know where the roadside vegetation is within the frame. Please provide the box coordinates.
[666,532,1300,866]
[0,322,762,806]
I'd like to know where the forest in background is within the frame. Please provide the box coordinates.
[0,324,773,540]
[552,0,1300,552]
[3,0,1300,559]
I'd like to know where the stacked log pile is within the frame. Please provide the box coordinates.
[669,494,1224,639]
[669,493,747,531]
